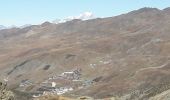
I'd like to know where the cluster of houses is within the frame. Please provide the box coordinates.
[44,68,82,81]
[59,68,81,80]
[33,68,82,97]
[15,64,108,100]
[18,68,100,98]
[36,85,74,95]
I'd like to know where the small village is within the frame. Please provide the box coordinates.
[17,68,97,98]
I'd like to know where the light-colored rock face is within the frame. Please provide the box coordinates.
[1,7,170,100]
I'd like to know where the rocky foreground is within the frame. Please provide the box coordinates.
[0,82,14,100]
[1,81,170,100]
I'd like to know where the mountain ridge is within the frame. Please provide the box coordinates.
[0,7,170,100]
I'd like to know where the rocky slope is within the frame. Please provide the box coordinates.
[0,7,170,100]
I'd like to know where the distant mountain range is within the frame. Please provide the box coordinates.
[0,12,95,30]
[0,24,32,30]
[1,7,170,100]
[0,25,6,30]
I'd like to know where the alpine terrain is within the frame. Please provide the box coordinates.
[1,7,170,100]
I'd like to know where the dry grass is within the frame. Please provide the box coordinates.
[34,95,75,100]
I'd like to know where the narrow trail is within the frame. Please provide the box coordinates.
[134,62,169,75]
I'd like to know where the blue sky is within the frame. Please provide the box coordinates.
[0,0,170,26]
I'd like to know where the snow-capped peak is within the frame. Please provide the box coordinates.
[53,12,95,24]
[67,12,94,20]
[0,25,6,30]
